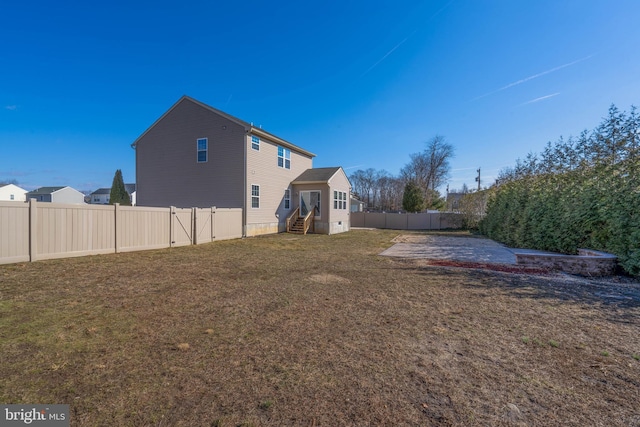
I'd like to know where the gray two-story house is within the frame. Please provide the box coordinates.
[25,186,85,204]
[132,96,350,236]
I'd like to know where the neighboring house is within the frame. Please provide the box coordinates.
[350,195,365,213]
[90,184,136,205]
[0,184,28,202]
[125,183,137,206]
[133,95,350,236]
[90,188,110,204]
[446,192,465,212]
[25,186,86,204]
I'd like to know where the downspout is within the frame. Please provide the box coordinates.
[243,129,248,237]
[131,141,137,206]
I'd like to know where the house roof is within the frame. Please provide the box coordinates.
[91,188,110,195]
[0,183,26,190]
[291,167,343,184]
[131,96,316,158]
[26,186,67,195]
[92,184,136,196]
[446,192,465,201]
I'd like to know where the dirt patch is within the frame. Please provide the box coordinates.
[1,230,639,426]
[309,273,351,285]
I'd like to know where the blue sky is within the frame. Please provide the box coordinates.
[2,0,640,193]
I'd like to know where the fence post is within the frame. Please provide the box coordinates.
[192,208,198,245]
[170,206,175,247]
[29,198,38,262]
[211,206,216,241]
[114,203,121,253]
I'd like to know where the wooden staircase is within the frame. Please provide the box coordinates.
[288,216,307,234]
[286,207,316,234]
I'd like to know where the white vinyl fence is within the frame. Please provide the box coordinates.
[350,211,463,230]
[0,200,242,265]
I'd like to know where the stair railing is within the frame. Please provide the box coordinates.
[302,206,317,234]
[286,207,300,233]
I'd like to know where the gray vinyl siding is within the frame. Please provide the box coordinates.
[245,134,313,235]
[136,98,245,208]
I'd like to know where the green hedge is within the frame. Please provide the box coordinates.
[479,105,640,276]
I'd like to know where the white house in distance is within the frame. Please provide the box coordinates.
[25,186,86,204]
[89,184,136,205]
[0,184,28,201]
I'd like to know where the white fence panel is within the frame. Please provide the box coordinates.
[0,202,30,264]
[0,201,244,265]
[117,206,171,253]
[35,203,115,261]
[350,212,463,230]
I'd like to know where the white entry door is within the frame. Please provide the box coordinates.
[300,191,321,218]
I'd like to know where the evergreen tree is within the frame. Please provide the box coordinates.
[109,169,131,205]
[402,182,424,213]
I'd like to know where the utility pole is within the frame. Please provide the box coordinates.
[475,168,481,191]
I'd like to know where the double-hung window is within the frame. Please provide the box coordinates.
[251,135,260,151]
[277,146,291,169]
[197,138,208,162]
[251,185,260,208]
[284,189,291,209]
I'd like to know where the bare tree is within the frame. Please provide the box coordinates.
[349,168,377,209]
[376,172,403,211]
[400,135,454,208]
[426,135,454,191]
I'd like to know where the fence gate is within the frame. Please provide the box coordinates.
[194,207,213,244]
[171,207,194,247]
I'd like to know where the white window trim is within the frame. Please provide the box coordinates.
[284,188,291,210]
[277,146,291,169]
[251,135,260,151]
[197,137,208,163]
[333,191,347,210]
[251,184,260,209]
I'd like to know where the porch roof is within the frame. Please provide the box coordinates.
[291,167,341,184]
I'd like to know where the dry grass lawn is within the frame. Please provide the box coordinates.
[1,229,639,426]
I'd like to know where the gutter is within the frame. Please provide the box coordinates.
[250,127,316,158]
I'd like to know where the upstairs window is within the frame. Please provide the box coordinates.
[251,135,260,151]
[197,138,208,162]
[277,146,291,169]
[251,185,260,208]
